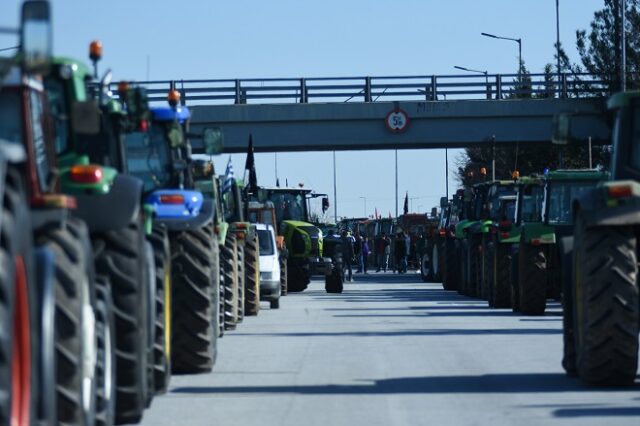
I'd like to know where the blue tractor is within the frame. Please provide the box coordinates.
[124,89,222,375]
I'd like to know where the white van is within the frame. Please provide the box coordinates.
[256,223,281,309]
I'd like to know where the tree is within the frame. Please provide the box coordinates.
[576,0,640,91]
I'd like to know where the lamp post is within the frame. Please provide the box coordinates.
[359,196,367,217]
[556,0,562,96]
[454,65,489,99]
[481,32,522,92]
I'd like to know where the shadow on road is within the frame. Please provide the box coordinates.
[232,327,561,337]
[172,372,639,396]
[553,406,640,417]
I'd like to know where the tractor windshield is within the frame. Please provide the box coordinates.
[269,192,308,224]
[546,182,595,225]
[124,126,171,192]
[519,185,544,223]
[43,76,70,154]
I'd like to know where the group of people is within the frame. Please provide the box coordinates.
[334,229,414,282]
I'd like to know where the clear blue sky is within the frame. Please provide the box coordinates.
[1,0,605,220]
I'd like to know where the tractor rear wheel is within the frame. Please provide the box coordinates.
[94,277,115,426]
[279,256,288,296]
[38,217,97,426]
[492,242,512,309]
[510,251,520,313]
[236,244,245,322]
[244,232,260,316]
[169,224,218,374]
[484,237,495,305]
[287,265,309,292]
[442,238,457,291]
[517,242,547,315]
[147,225,171,394]
[93,219,148,425]
[0,167,35,426]
[222,235,239,330]
[573,214,639,386]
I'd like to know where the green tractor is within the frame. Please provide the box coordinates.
[561,91,640,386]
[1,2,99,425]
[438,190,463,291]
[44,47,179,421]
[508,176,546,314]
[252,187,335,292]
[478,180,518,307]
[509,171,607,316]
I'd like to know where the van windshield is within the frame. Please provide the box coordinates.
[257,229,275,255]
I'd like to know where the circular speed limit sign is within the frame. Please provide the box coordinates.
[385,109,409,133]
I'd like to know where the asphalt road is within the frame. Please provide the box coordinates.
[140,273,640,426]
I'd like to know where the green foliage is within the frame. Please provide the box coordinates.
[455,144,608,188]
[576,0,640,91]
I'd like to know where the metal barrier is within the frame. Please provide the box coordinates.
[114,73,626,105]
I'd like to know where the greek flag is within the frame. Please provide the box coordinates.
[222,156,234,194]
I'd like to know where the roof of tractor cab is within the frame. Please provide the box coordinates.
[260,186,313,194]
[608,91,640,109]
[151,106,190,122]
[514,176,543,185]
[52,57,91,79]
[544,169,608,181]
[0,66,43,90]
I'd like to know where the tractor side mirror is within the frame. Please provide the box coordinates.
[203,127,224,155]
[322,197,330,213]
[71,101,101,135]
[21,0,52,75]
[552,113,571,145]
[439,196,448,208]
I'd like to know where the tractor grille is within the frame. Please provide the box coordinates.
[300,226,321,257]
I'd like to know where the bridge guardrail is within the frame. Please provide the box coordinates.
[111,73,638,105]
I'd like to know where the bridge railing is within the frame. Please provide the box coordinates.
[116,73,624,106]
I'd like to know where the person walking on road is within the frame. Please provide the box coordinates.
[361,235,370,274]
[354,232,363,273]
[382,234,391,272]
[394,232,406,273]
[375,232,388,272]
[341,230,354,282]
[403,231,411,273]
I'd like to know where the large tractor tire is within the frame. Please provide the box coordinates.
[430,241,441,282]
[218,261,225,338]
[483,236,495,305]
[459,239,470,296]
[169,224,218,374]
[560,237,577,377]
[510,250,520,313]
[287,264,309,293]
[93,219,148,425]
[279,255,288,296]
[222,235,239,330]
[94,277,116,426]
[236,244,245,323]
[442,238,458,291]
[143,242,155,408]
[492,242,512,309]
[517,241,548,315]
[572,215,639,386]
[244,232,260,316]
[325,251,344,294]
[0,167,36,426]
[147,225,171,394]
[37,217,97,426]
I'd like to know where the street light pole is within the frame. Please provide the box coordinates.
[359,196,367,217]
[481,32,522,90]
[454,65,489,98]
[333,151,338,223]
[556,0,562,96]
[621,0,627,91]
[395,150,398,218]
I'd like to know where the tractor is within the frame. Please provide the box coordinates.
[560,91,640,386]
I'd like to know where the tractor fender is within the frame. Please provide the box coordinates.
[574,184,640,227]
[74,174,143,233]
[153,199,214,232]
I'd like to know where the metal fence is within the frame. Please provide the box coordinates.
[111,73,634,106]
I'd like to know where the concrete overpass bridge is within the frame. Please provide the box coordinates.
[122,73,613,153]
